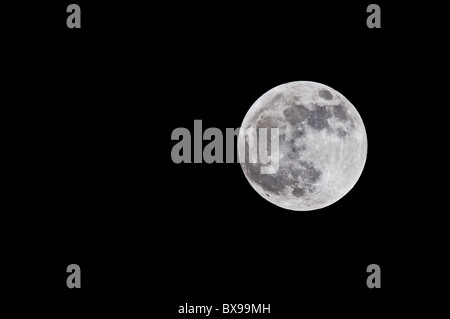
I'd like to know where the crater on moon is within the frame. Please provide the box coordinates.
[319,89,333,100]
[238,81,368,211]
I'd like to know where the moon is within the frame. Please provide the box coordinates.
[238,81,367,211]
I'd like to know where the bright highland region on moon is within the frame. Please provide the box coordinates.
[238,81,368,211]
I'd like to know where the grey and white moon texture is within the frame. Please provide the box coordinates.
[238,81,367,211]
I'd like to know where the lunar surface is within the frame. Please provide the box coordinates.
[238,81,367,211]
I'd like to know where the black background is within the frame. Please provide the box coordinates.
[4,0,440,317]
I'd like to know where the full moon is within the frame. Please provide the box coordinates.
[238,81,367,211]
